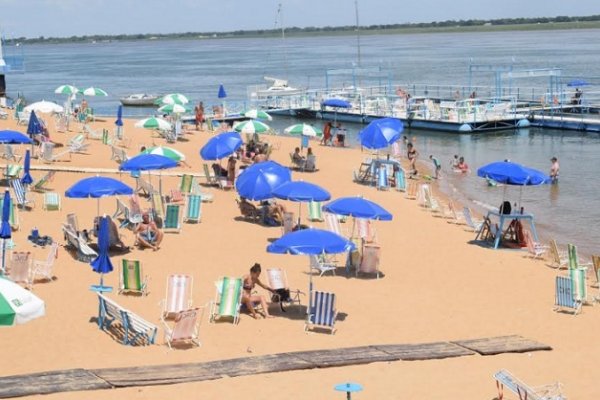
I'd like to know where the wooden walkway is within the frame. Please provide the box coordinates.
[0,335,551,398]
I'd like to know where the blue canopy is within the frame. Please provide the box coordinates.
[477,161,550,186]
[20,150,33,185]
[0,130,33,144]
[0,191,11,239]
[65,176,134,198]
[567,79,590,87]
[323,196,393,220]
[267,228,355,255]
[200,131,243,160]
[235,160,291,201]
[115,105,123,127]
[322,98,352,108]
[119,154,178,171]
[218,84,227,99]
[90,216,114,276]
[26,111,43,136]
[358,117,403,150]
[272,181,331,202]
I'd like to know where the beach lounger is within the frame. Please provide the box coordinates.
[307,201,324,222]
[128,194,145,224]
[463,207,483,232]
[236,198,261,222]
[39,142,71,163]
[8,251,32,289]
[4,164,22,180]
[32,242,58,284]
[324,212,346,237]
[405,181,418,199]
[309,254,337,277]
[567,243,591,270]
[568,244,590,304]
[83,124,103,140]
[68,133,90,153]
[66,213,79,232]
[266,268,303,311]
[209,277,243,324]
[0,195,20,231]
[394,169,406,191]
[524,230,548,259]
[97,293,157,346]
[168,189,185,204]
[163,203,183,233]
[202,163,219,186]
[355,218,377,243]
[358,243,381,278]
[549,239,569,269]
[16,111,29,126]
[101,129,113,145]
[554,275,581,315]
[42,192,61,211]
[118,259,148,296]
[180,174,195,195]
[135,176,155,197]
[10,179,35,209]
[191,179,214,202]
[160,274,194,319]
[305,290,337,334]
[184,194,202,223]
[421,184,441,212]
[446,201,463,224]
[151,193,165,221]
[376,166,389,190]
[110,145,128,163]
[62,223,98,262]
[32,170,56,192]
[162,307,204,349]
[2,144,22,162]
[0,108,8,119]
[493,369,564,400]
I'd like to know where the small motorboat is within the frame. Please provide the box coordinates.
[120,94,160,107]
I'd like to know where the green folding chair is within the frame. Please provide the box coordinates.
[163,203,182,233]
[307,201,324,222]
[180,174,195,195]
[32,171,56,192]
[4,164,22,179]
[43,192,61,211]
[184,194,202,223]
[210,277,242,324]
[118,259,148,296]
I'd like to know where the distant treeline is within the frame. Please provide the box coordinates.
[6,14,600,44]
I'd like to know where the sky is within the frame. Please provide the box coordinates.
[0,0,599,39]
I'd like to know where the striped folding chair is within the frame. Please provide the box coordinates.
[118,259,148,296]
[554,275,581,315]
[163,203,183,233]
[43,192,61,211]
[376,166,389,191]
[210,277,243,324]
[180,174,195,195]
[395,169,406,192]
[307,201,324,222]
[161,274,193,319]
[184,194,202,223]
[305,291,337,334]
[10,179,34,209]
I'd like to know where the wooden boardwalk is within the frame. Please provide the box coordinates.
[0,335,551,398]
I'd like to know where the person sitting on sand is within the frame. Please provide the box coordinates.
[260,199,286,226]
[135,212,164,251]
[292,147,305,163]
[242,263,275,319]
[456,156,469,173]
[305,147,316,171]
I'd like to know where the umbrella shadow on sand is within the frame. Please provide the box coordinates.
[88,316,129,344]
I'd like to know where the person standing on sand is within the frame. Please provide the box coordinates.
[550,157,560,183]
[321,121,332,146]
[429,155,441,179]
[195,102,204,131]
[407,142,418,177]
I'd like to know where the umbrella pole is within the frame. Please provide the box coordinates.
[1,238,5,275]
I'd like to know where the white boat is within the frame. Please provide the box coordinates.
[254,77,304,99]
[120,93,160,106]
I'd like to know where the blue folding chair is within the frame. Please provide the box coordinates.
[305,291,337,334]
[554,276,581,315]
[10,179,34,209]
[395,169,406,192]
[376,167,389,191]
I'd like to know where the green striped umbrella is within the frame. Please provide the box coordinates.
[158,104,190,114]
[234,120,270,134]
[155,93,189,105]
[135,117,172,130]
[141,146,186,161]
[0,276,45,326]
[242,109,273,121]
[284,123,323,137]
[79,87,108,96]
[54,85,79,95]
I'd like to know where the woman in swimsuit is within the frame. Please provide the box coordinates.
[407,142,419,176]
[242,263,275,319]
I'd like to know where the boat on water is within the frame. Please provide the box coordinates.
[252,77,304,99]
[120,93,160,106]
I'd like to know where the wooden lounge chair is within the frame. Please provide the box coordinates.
[160,274,193,319]
[209,277,243,324]
[305,290,337,334]
[493,369,564,400]
[118,259,148,296]
[32,242,59,284]
[162,307,204,349]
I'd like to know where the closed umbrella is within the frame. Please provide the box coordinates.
[0,276,45,326]
[115,105,124,140]
[358,117,403,150]
[26,111,44,152]
[20,150,33,185]
[90,216,114,291]
[218,84,227,99]
[235,161,291,201]
[200,131,243,161]
[0,191,11,273]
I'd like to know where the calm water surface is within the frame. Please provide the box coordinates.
[5,29,600,254]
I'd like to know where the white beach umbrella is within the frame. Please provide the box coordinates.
[233,120,271,134]
[242,109,273,121]
[23,100,64,114]
[141,146,186,161]
[80,87,108,96]
[135,117,172,130]
[54,85,79,95]
[156,93,189,105]
[158,104,190,114]
[0,276,45,326]
[284,123,323,137]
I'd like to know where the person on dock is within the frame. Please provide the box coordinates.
[571,88,583,105]
[550,157,560,184]
[429,155,442,179]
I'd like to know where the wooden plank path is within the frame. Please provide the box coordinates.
[0,335,552,398]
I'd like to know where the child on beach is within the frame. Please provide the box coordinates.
[242,263,275,319]
[456,157,469,173]
[429,155,441,179]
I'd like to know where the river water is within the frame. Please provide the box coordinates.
[5,29,600,255]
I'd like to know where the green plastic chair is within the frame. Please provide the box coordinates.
[210,277,242,324]
[119,259,148,296]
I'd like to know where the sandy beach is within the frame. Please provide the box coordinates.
[0,114,598,399]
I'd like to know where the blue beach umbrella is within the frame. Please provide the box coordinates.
[200,131,243,161]
[477,161,550,186]
[119,153,178,195]
[235,160,291,201]
[322,98,352,108]
[0,130,33,144]
[323,196,393,221]
[218,84,227,99]
[272,180,331,224]
[358,117,403,150]
[66,175,134,216]
[0,191,12,273]
[20,150,33,185]
[567,79,590,87]
[90,216,114,290]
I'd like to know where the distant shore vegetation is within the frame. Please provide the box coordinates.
[5,15,600,45]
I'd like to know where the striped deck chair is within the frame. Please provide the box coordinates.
[309,255,337,277]
[191,179,214,202]
[180,174,195,195]
[592,256,600,302]
[10,179,34,209]
[554,275,581,314]
[43,192,61,211]
[151,193,165,221]
[376,166,389,191]
[39,142,71,163]
[305,291,337,334]
[135,176,154,196]
[549,239,568,269]
[32,242,59,283]
[568,244,590,304]
[210,277,243,324]
[184,194,202,223]
[524,230,548,259]
[395,169,406,191]
[358,243,381,278]
[32,170,56,192]
[83,124,103,140]
[118,259,148,296]
[355,218,377,243]
[202,163,218,186]
[4,164,22,180]
[8,251,32,289]
[162,307,203,349]
[169,189,185,204]
[324,212,345,237]
[405,181,418,199]
[129,194,144,221]
[161,274,193,319]
[421,184,441,212]
[164,203,183,233]
[2,144,22,162]
[307,201,323,222]
[282,211,295,235]
[463,207,483,232]
[0,196,20,231]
